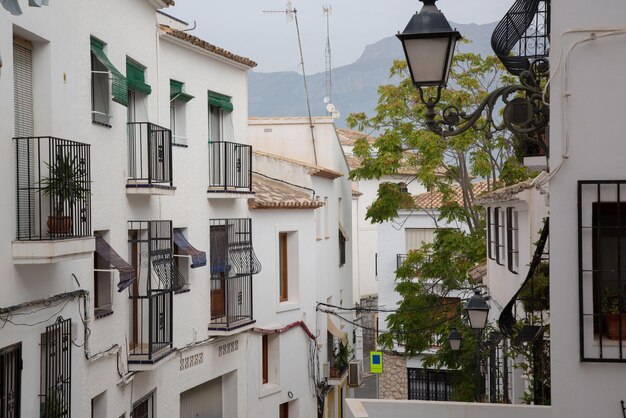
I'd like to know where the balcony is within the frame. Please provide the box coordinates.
[207,141,254,198]
[208,218,261,334]
[12,136,94,264]
[127,221,177,370]
[127,122,175,195]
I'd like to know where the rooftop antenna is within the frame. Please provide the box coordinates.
[263,1,319,165]
[323,6,340,120]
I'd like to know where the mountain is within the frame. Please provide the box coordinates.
[248,22,498,128]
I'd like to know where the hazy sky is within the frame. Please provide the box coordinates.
[168,1,515,74]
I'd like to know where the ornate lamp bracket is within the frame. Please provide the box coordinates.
[419,58,550,153]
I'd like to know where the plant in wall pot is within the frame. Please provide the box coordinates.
[518,262,550,313]
[333,339,354,376]
[601,287,626,340]
[40,152,90,235]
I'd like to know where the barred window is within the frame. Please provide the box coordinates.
[495,207,505,265]
[488,208,495,260]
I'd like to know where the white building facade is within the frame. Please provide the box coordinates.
[0,1,266,417]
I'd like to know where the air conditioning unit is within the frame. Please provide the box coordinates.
[348,360,363,387]
[322,362,330,379]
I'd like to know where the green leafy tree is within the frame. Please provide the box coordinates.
[348,50,533,401]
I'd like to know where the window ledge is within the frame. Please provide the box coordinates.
[174,286,191,295]
[259,383,281,399]
[277,301,300,313]
[95,309,114,319]
[92,120,112,128]
[172,143,189,148]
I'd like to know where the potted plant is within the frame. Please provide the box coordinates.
[333,340,354,376]
[40,153,90,235]
[601,287,626,340]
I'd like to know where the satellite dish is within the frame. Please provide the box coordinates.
[331,110,341,119]
[326,103,336,113]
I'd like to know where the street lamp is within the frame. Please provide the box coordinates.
[397,0,549,153]
[464,289,490,402]
[465,290,490,330]
[396,0,460,88]
[448,328,462,351]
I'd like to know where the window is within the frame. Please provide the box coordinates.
[315,197,322,240]
[398,182,408,193]
[278,231,299,304]
[1,343,21,418]
[487,208,495,260]
[494,208,505,265]
[94,241,113,318]
[324,197,329,239]
[261,334,279,386]
[40,319,71,418]
[506,208,519,274]
[173,228,190,293]
[126,59,151,124]
[579,180,626,361]
[279,233,289,302]
[170,80,193,146]
[92,391,106,418]
[405,228,436,252]
[91,45,110,125]
[208,92,233,142]
[408,368,455,401]
[262,334,269,384]
[279,402,289,418]
[132,392,154,418]
[339,228,347,267]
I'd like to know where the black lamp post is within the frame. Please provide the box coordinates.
[464,289,490,402]
[397,0,549,153]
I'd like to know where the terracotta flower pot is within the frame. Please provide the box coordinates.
[605,314,626,340]
[47,216,73,235]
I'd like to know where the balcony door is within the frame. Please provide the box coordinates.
[210,225,228,320]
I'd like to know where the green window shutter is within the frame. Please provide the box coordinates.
[170,79,194,103]
[208,91,233,112]
[126,61,152,95]
[90,37,128,107]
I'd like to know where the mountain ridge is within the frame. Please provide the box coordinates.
[248,21,498,128]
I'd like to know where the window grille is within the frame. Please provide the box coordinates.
[579,180,626,361]
[488,208,495,260]
[407,368,454,401]
[42,317,71,418]
[0,343,21,418]
[495,208,505,265]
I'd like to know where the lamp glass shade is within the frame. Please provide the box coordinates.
[466,309,489,330]
[400,35,458,86]
[448,328,462,351]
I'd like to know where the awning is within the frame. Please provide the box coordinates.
[127,61,152,95]
[327,314,348,344]
[95,236,135,292]
[208,91,233,112]
[173,229,206,268]
[170,80,194,103]
[339,222,349,241]
[2,0,49,16]
[90,37,128,106]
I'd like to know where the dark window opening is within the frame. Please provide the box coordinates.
[506,208,519,274]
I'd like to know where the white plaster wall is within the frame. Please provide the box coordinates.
[0,1,255,416]
[345,399,551,418]
[549,1,626,417]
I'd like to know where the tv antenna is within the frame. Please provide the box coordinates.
[263,1,319,164]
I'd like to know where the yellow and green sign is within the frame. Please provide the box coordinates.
[370,351,383,374]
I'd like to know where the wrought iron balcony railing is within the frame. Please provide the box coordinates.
[14,136,91,241]
[127,221,177,364]
[208,141,252,193]
[209,218,261,331]
[491,0,550,76]
[127,122,173,187]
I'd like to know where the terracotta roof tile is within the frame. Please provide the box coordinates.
[468,262,487,284]
[160,25,257,68]
[163,0,174,5]
[336,129,376,146]
[253,150,343,180]
[413,181,491,210]
[249,174,324,210]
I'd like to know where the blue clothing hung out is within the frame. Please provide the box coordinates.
[1,0,50,16]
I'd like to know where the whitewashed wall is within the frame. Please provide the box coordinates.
[549,1,626,417]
